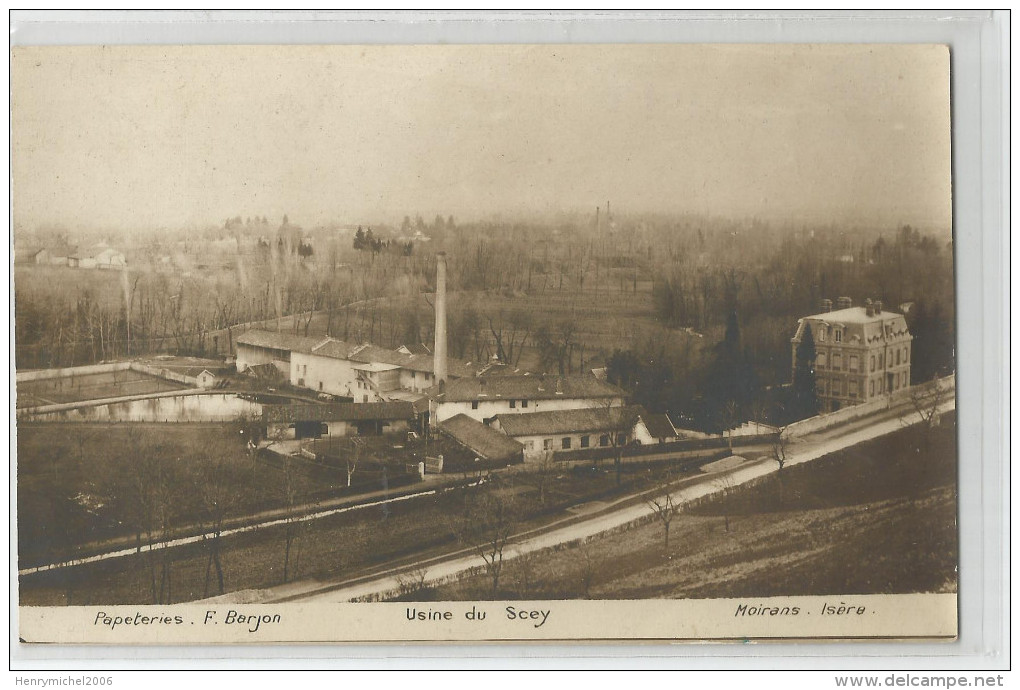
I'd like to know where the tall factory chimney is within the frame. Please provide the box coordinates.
[434,252,448,385]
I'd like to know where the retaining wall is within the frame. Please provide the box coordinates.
[15,361,133,383]
[786,373,956,438]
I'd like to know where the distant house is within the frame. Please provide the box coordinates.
[196,370,219,389]
[68,245,126,269]
[15,248,51,265]
[428,375,628,424]
[491,405,652,461]
[95,247,127,269]
[438,413,524,464]
[67,254,97,269]
[262,401,416,440]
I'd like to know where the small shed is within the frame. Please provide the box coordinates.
[643,413,679,443]
[196,370,219,389]
[438,414,525,465]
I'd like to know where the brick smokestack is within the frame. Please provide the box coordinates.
[434,252,448,385]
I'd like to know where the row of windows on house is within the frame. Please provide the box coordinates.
[470,399,530,410]
[523,432,627,452]
[816,346,910,373]
[817,370,910,398]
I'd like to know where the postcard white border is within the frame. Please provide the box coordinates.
[7,10,1008,671]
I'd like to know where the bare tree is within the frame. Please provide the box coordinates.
[770,427,791,506]
[647,479,682,551]
[720,400,740,450]
[908,375,950,449]
[529,450,556,505]
[345,438,363,488]
[456,478,518,597]
[281,456,299,584]
[576,540,600,599]
[396,565,431,598]
[511,548,539,598]
[191,445,245,598]
[712,472,737,532]
[487,309,532,367]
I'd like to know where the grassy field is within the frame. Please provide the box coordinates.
[19,454,703,605]
[282,283,683,374]
[16,423,340,567]
[420,414,959,600]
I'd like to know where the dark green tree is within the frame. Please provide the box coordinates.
[704,309,759,431]
[790,322,819,420]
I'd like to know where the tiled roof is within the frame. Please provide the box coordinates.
[439,414,524,462]
[795,307,911,347]
[643,413,677,439]
[262,401,415,423]
[306,340,476,378]
[494,405,646,437]
[429,375,626,403]
[309,338,356,359]
[236,329,330,353]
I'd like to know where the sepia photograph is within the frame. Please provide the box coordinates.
[12,42,958,643]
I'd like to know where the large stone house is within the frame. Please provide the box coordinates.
[792,297,912,413]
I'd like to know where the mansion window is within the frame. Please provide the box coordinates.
[834,330,842,343]
[849,355,859,372]
[869,380,875,397]
[832,353,842,370]
[849,380,858,397]
[816,352,826,368]
[870,355,875,372]
[896,349,901,365]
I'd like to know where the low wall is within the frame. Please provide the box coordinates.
[129,362,198,386]
[555,432,777,464]
[786,373,956,438]
[20,392,262,423]
[15,361,133,383]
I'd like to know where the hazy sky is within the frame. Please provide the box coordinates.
[11,44,951,231]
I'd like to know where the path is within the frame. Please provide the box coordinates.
[263,397,956,603]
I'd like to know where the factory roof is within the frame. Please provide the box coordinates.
[494,405,646,437]
[428,375,626,403]
[262,401,415,423]
[236,329,330,353]
[438,414,524,462]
